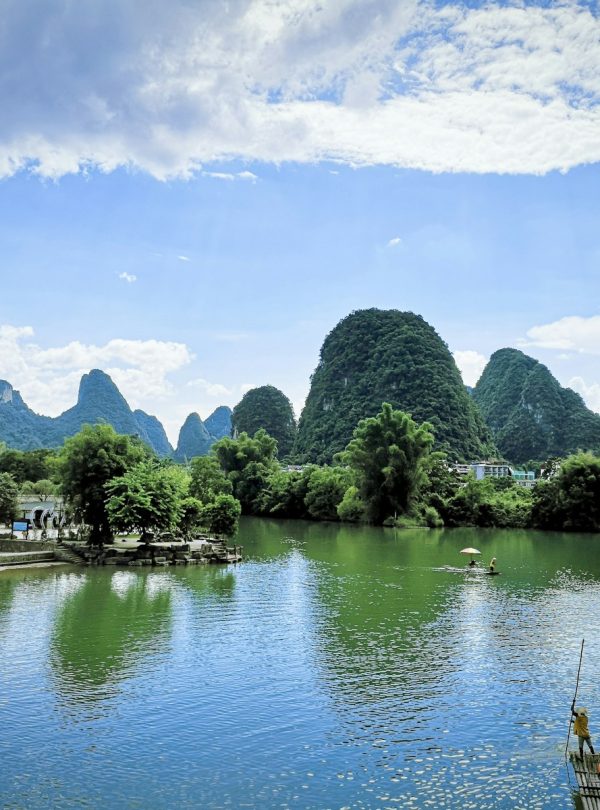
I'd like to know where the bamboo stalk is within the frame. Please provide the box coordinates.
[565,639,585,758]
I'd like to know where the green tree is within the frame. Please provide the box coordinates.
[19,480,36,496]
[531,452,600,532]
[420,453,461,515]
[340,403,435,524]
[189,455,232,502]
[106,460,188,542]
[257,468,309,518]
[177,496,205,539]
[202,494,241,537]
[337,485,365,522]
[212,429,278,513]
[0,472,19,525]
[303,466,353,521]
[58,424,148,544]
[33,479,57,500]
[441,475,532,529]
[232,385,297,459]
[0,448,59,484]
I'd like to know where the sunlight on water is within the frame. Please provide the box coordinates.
[1,520,599,809]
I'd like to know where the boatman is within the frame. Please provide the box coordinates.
[489,557,497,573]
[571,701,595,758]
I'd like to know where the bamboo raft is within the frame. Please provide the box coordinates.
[569,752,600,809]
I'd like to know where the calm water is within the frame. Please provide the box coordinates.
[1,519,599,809]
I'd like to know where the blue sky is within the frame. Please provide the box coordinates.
[0,0,599,443]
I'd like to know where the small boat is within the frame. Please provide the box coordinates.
[437,566,501,576]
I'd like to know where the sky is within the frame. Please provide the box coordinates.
[0,0,599,445]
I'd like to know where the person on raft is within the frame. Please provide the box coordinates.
[571,702,595,758]
[489,557,497,573]
[468,559,477,567]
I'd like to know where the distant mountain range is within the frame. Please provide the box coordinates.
[0,369,232,458]
[2,313,600,465]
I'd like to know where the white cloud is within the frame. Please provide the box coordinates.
[387,236,402,247]
[177,255,190,262]
[1,2,599,179]
[568,376,600,414]
[523,315,600,355]
[118,271,137,283]
[202,170,258,182]
[186,378,232,397]
[202,171,235,181]
[0,325,194,416]
[453,350,488,387]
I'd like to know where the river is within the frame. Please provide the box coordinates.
[1,518,599,809]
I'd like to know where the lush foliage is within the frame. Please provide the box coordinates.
[189,456,233,502]
[24,479,57,500]
[303,466,354,521]
[213,429,279,513]
[58,424,149,543]
[294,308,495,464]
[0,472,19,524]
[531,452,600,531]
[201,494,241,537]
[106,460,188,541]
[473,349,600,464]
[439,476,533,529]
[0,446,59,484]
[341,403,435,523]
[177,496,205,539]
[232,385,297,459]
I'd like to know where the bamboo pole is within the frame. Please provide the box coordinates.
[565,639,585,758]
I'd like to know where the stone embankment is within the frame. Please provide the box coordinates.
[64,539,242,567]
[0,539,57,568]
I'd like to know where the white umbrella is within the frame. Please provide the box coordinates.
[460,547,481,565]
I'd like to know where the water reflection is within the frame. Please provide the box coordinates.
[0,521,599,809]
[49,570,174,709]
[240,519,600,808]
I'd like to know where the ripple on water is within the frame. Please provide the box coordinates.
[1,525,599,808]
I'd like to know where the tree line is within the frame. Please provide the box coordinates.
[1,404,600,538]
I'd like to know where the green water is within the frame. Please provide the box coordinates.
[1,518,599,809]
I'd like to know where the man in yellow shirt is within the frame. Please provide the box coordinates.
[571,701,595,758]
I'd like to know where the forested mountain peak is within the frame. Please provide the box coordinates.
[58,369,141,438]
[173,412,213,462]
[232,385,297,458]
[472,348,600,463]
[76,368,121,403]
[0,369,172,456]
[295,308,495,463]
[133,409,173,457]
[204,405,233,440]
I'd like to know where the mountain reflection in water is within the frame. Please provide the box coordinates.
[0,519,598,809]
